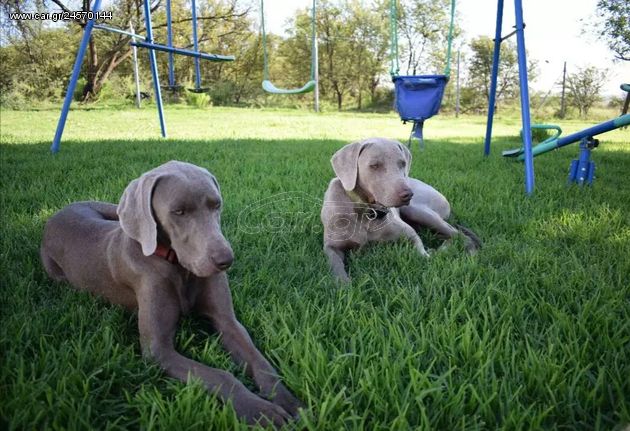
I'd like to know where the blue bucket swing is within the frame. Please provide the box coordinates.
[390,0,456,149]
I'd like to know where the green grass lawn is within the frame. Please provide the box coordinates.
[1,106,629,430]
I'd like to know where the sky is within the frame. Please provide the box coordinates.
[261,0,629,97]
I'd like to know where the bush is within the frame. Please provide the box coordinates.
[208,81,236,106]
[531,126,554,143]
[73,77,87,101]
[185,91,211,108]
[365,88,395,113]
[98,75,131,102]
[516,125,557,144]
[607,96,624,110]
[0,79,30,109]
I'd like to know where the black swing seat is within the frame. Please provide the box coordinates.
[186,87,210,94]
[161,84,184,92]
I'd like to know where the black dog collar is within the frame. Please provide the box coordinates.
[367,207,389,220]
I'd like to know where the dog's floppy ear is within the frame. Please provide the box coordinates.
[209,172,220,194]
[117,170,164,256]
[331,141,367,191]
[398,142,412,175]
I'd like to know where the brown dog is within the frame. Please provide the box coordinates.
[40,161,302,427]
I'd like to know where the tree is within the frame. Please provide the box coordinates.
[281,0,389,110]
[343,0,389,109]
[1,0,462,110]
[595,0,630,61]
[50,0,150,101]
[465,36,517,112]
[464,36,536,113]
[0,0,252,102]
[281,0,355,110]
[0,1,80,105]
[276,7,319,96]
[566,66,607,117]
[395,0,457,76]
[1,0,154,102]
[317,0,356,110]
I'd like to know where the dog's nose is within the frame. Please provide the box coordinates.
[213,251,234,271]
[399,188,414,202]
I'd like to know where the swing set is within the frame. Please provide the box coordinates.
[483,0,630,194]
[160,0,215,93]
[389,0,457,148]
[52,0,456,153]
[51,0,234,153]
[159,0,225,93]
[259,0,317,95]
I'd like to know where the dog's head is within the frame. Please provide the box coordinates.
[117,160,234,277]
[331,137,413,208]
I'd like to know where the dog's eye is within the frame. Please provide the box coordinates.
[399,160,406,169]
[369,163,381,170]
[173,209,185,216]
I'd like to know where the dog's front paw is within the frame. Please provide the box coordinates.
[235,393,292,428]
[331,269,351,284]
[336,274,352,284]
[271,385,305,418]
[418,248,431,258]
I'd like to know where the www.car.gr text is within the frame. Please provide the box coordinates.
[9,10,113,22]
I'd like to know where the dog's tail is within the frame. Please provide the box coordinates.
[455,223,482,253]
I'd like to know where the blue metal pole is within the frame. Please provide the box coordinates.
[483,0,503,156]
[575,140,594,186]
[143,0,167,137]
[93,24,143,39]
[506,114,630,160]
[555,115,630,148]
[568,138,595,186]
[51,0,103,153]
[131,41,234,61]
[191,0,202,90]
[166,0,175,87]
[514,0,534,194]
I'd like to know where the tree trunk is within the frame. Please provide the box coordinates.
[80,0,99,101]
[370,77,379,103]
[94,50,133,95]
[82,36,99,101]
[335,86,342,110]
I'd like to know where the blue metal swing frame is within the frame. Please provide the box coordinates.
[483,0,535,194]
[484,0,629,194]
[51,0,234,153]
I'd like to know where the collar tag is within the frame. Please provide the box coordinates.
[345,189,389,219]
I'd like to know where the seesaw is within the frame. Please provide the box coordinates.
[502,113,630,186]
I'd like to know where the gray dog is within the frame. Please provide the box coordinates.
[321,138,481,282]
[40,161,302,427]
